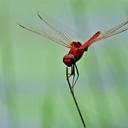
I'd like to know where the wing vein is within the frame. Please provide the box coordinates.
[37,12,72,45]
[18,24,70,48]
[95,20,128,42]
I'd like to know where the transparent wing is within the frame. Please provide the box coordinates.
[18,12,73,48]
[18,24,71,48]
[37,12,72,45]
[95,20,128,42]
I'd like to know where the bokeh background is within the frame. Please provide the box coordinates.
[0,0,128,128]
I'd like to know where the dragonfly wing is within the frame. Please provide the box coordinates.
[18,23,72,48]
[94,20,128,42]
[37,12,72,44]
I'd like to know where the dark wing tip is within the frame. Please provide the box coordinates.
[37,11,42,20]
[17,23,25,29]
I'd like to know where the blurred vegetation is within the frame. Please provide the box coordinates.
[0,0,128,128]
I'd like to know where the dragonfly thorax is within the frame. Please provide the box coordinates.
[63,42,85,67]
[70,41,82,48]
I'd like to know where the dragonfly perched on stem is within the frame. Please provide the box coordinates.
[18,13,128,89]
[18,12,128,128]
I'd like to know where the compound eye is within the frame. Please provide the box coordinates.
[63,55,74,67]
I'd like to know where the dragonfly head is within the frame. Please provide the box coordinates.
[63,54,75,67]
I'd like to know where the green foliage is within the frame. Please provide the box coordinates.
[0,0,128,127]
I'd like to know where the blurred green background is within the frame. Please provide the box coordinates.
[0,0,128,128]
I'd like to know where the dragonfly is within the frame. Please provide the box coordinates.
[18,12,128,89]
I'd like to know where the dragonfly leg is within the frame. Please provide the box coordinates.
[66,66,72,89]
[67,65,74,78]
[66,64,79,91]
[72,64,79,89]
[71,65,75,88]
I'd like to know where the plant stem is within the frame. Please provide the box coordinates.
[66,67,87,128]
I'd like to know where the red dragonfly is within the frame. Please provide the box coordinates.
[18,12,128,89]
